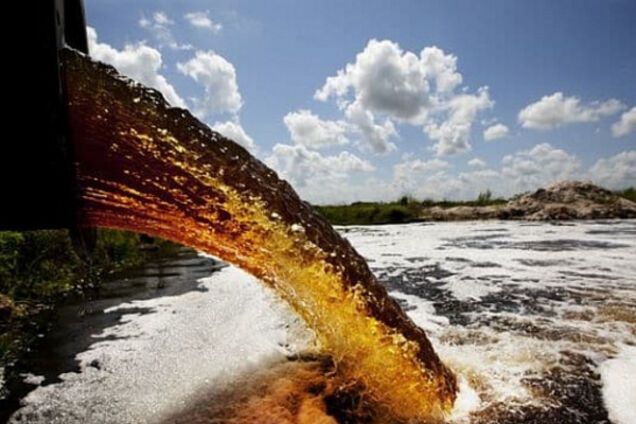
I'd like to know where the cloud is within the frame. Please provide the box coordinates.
[265,143,377,204]
[424,87,493,155]
[344,102,397,153]
[139,11,192,51]
[177,51,243,118]
[389,146,633,202]
[265,143,374,195]
[393,157,450,193]
[211,121,256,152]
[315,39,433,122]
[151,11,171,25]
[395,157,450,175]
[501,143,581,191]
[184,11,223,33]
[89,27,255,152]
[389,156,505,200]
[468,158,487,168]
[387,143,582,202]
[177,52,255,151]
[87,27,186,108]
[589,150,636,189]
[421,46,463,94]
[518,92,624,129]
[611,107,636,138]
[314,39,491,155]
[283,110,349,149]
[483,123,509,141]
[269,138,634,204]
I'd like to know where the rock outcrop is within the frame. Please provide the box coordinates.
[499,181,636,221]
[419,181,636,221]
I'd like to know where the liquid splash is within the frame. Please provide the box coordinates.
[169,357,392,424]
[61,49,457,421]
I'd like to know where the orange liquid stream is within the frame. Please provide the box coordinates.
[62,49,457,421]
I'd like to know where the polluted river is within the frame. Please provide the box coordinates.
[5,220,635,423]
[2,49,634,423]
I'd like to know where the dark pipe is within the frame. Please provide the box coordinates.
[0,0,87,231]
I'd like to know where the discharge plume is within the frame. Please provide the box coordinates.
[62,49,457,421]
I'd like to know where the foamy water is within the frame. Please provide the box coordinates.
[7,220,636,423]
[599,344,636,424]
[342,220,636,423]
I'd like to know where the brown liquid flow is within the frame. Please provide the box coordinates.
[62,48,457,421]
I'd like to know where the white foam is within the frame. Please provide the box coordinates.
[600,344,636,424]
[20,373,45,386]
[344,220,636,418]
[389,291,449,333]
[10,267,310,423]
[444,276,501,301]
[437,330,545,406]
[449,377,481,422]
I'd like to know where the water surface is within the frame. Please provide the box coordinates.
[7,220,636,423]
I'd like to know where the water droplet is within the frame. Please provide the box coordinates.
[291,224,305,233]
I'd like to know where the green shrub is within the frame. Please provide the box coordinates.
[618,187,636,203]
[0,229,176,304]
[0,230,81,301]
[315,202,419,225]
[476,190,493,205]
[0,228,179,377]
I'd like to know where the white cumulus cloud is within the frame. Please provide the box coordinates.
[315,39,433,122]
[424,88,493,155]
[283,110,349,149]
[393,157,451,193]
[211,121,256,152]
[89,28,254,152]
[184,11,223,33]
[139,11,192,51]
[390,156,503,200]
[421,46,463,94]
[501,143,581,191]
[87,26,186,108]
[265,144,375,203]
[483,123,509,141]
[344,102,397,153]
[589,151,636,189]
[314,39,492,155]
[518,92,624,129]
[611,107,636,138]
[177,51,243,118]
[468,158,487,168]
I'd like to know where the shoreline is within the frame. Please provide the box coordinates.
[316,182,636,225]
[0,233,190,422]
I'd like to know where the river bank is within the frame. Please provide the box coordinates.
[0,229,180,421]
[315,182,636,225]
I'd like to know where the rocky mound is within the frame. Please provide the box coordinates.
[499,181,636,220]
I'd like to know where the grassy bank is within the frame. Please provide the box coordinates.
[315,192,507,225]
[315,201,421,225]
[619,187,636,203]
[315,187,635,226]
[0,229,178,381]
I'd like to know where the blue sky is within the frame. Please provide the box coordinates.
[86,0,635,203]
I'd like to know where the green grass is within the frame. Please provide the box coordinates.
[315,201,421,225]
[316,186,636,226]
[314,192,507,225]
[618,187,636,203]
